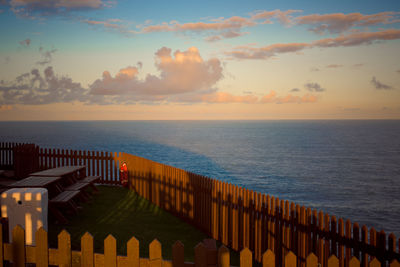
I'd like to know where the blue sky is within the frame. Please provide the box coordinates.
[0,0,399,119]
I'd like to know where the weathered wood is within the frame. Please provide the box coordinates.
[390,260,400,267]
[195,243,207,267]
[285,251,296,267]
[81,232,94,267]
[172,241,184,267]
[328,255,339,267]
[127,236,140,267]
[149,239,162,267]
[58,229,71,267]
[349,257,360,267]
[12,225,26,267]
[218,245,230,267]
[240,247,252,267]
[370,258,381,267]
[36,227,49,267]
[306,253,318,267]
[104,234,117,267]
[0,223,3,267]
[263,250,275,267]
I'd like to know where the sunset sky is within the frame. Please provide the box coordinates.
[0,0,399,120]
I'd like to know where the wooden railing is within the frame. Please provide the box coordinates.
[1,142,399,267]
[1,224,399,267]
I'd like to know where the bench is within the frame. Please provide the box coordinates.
[65,182,91,201]
[49,190,80,224]
[78,175,100,192]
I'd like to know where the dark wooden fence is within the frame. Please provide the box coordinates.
[1,142,399,267]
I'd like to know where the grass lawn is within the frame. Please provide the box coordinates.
[48,185,240,263]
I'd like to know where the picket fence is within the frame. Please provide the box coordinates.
[0,142,399,267]
[1,225,399,267]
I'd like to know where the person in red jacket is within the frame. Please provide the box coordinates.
[120,162,128,187]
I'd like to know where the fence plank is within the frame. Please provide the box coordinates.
[104,234,117,267]
[285,251,296,267]
[195,243,207,267]
[36,227,49,267]
[58,229,71,267]
[263,250,275,267]
[328,255,339,267]
[149,239,162,267]
[172,241,184,267]
[349,257,360,267]
[218,245,230,267]
[370,258,381,267]
[12,225,26,267]
[390,260,400,267]
[0,222,3,267]
[307,253,318,267]
[240,248,252,267]
[125,236,139,267]
[81,232,94,267]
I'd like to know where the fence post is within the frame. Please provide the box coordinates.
[307,253,318,267]
[127,236,140,267]
[36,227,49,267]
[12,225,26,267]
[218,245,230,267]
[263,250,275,267]
[81,232,94,267]
[172,241,184,267]
[104,234,117,267]
[240,248,252,267]
[195,243,207,267]
[58,229,71,267]
[149,239,162,267]
[285,251,296,267]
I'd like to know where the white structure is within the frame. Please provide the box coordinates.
[1,188,48,245]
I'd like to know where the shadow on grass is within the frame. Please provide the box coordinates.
[48,185,240,264]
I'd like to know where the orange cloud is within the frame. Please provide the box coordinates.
[201,92,258,104]
[227,29,400,60]
[0,105,13,111]
[89,46,223,100]
[296,12,400,34]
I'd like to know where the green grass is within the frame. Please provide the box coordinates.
[48,185,240,263]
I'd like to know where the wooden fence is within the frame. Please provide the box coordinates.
[1,142,399,267]
[1,224,399,267]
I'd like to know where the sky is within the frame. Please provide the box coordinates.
[0,0,399,120]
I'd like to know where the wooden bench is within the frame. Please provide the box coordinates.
[78,175,100,192]
[49,190,80,224]
[65,182,91,201]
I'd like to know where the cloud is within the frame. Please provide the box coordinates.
[0,66,89,105]
[200,92,258,104]
[205,30,247,42]
[397,69,400,74]
[37,47,57,65]
[305,82,326,92]
[0,105,13,111]
[310,67,320,72]
[353,63,364,67]
[227,42,309,59]
[371,77,394,90]
[89,47,224,101]
[83,19,135,35]
[19,38,30,46]
[296,12,400,34]
[250,9,301,25]
[326,64,343,68]
[9,0,106,17]
[227,29,400,60]
[290,88,300,92]
[260,90,317,104]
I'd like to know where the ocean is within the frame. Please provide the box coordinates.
[1,120,399,237]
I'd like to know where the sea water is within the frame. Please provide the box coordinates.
[1,120,399,237]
